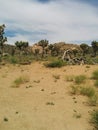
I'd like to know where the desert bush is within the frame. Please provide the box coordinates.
[71,85,96,98]
[44,60,66,68]
[93,57,98,64]
[85,58,95,65]
[91,110,98,129]
[92,70,98,80]
[86,65,90,68]
[80,87,95,97]
[74,75,86,84]
[12,75,29,88]
[9,56,18,64]
[88,94,98,106]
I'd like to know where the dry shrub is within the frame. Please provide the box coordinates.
[12,75,29,88]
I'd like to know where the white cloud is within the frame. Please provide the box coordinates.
[0,0,98,45]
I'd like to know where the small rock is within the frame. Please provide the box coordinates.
[41,89,44,91]
[74,101,77,103]
[16,112,19,114]
[51,92,56,95]
[72,97,76,100]
[4,118,8,122]
[73,109,77,112]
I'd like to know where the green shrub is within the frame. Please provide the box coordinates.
[93,57,98,64]
[44,60,66,68]
[85,58,94,65]
[91,110,98,129]
[9,57,18,64]
[88,94,98,106]
[92,70,98,80]
[80,87,95,97]
[75,75,86,84]
[86,65,90,68]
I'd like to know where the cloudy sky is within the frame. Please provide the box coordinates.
[0,0,98,45]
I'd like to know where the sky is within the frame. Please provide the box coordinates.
[0,0,98,45]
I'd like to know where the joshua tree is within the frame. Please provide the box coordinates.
[49,44,60,56]
[0,24,7,55]
[38,39,49,57]
[80,43,89,56]
[48,44,54,56]
[15,41,29,55]
[91,41,98,56]
[34,48,40,59]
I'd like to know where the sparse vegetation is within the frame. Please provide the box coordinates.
[74,75,86,84]
[88,94,98,106]
[1,24,98,130]
[70,85,97,99]
[92,70,98,80]
[44,60,66,68]
[91,110,98,129]
[86,65,90,68]
[12,75,29,88]
[9,56,18,64]
[80,87,95,97]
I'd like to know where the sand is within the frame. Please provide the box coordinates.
[0,62,97,130]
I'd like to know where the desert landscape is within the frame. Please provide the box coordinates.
[0,62,98,130]
[1,0,98,129]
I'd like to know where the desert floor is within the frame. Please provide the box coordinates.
[0,62,98,130]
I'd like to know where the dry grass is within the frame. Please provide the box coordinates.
[80,87,95,98]
[11,75,30,88]
[92,70,98,80]
[74,75,87,84]
[91,110,98,129]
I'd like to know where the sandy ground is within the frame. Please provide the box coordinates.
[0,62,98,130]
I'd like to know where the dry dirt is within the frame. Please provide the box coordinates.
[0,62,98,130]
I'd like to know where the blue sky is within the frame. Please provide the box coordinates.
[0,0,98,45]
